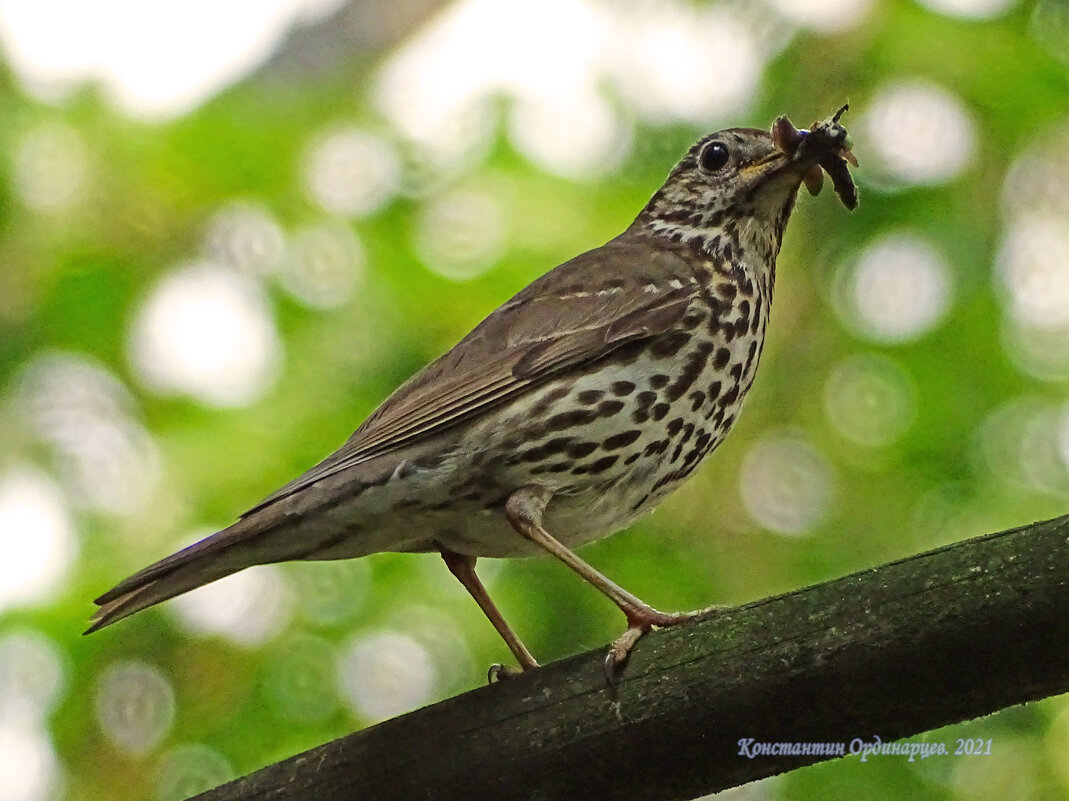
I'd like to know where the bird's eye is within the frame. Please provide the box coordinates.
[699,141,730,172]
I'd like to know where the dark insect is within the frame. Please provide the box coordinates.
[771,104,859,211]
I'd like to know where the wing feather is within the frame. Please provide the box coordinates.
[243,236,700,516]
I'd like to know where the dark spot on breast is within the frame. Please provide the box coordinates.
[650,331,692,359]
[708,379,722,398]
[715,320,737,342]
[636,390,657,406]
[649,374,670,390]
[632,408,650,424]
[566,441,598,458]
[730,363,743,380]
[713,348,731,369]
[520,446,548,462]
[716,282,737,300]
[582,455,620,475]
[576,389,604,405]
[644,439,669,457]
[743,340,758,373]
[611,381,636,396]
[631,492,651,512]
[522,424,547,442]
[542,437,572,456]
[666,417,684,437]
[689,391,706,411]
[603,430,642,450]
[667,341,714,401]
[598,400,625,417]
[738,299,750,321]
[530,384,573,417]
[604,339,647,367]
[650,403,670,421]
[624,453,640,465]
[718,385,740,407]
[546,409,597,431]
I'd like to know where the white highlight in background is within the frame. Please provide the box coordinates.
[303,129,401,217]
[0,631,66,726]
[916,0,1016,19]
[171,562,292,645]
[128,261,281,407]
[837,233,954,344]
[739,433,836,536]
[860,81,977,187]
[11,121,89,213]
[767,0,874,32]
[0,725,60,801]
[0,469,77,612]
[996,214,1069,328]
[0,0,346,117]
[16,353,162,514]
[95,660,175,756]
[336,630,437,722]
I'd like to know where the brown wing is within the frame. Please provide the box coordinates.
[243,234,698,515]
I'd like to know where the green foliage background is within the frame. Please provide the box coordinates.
[2,1,1069,799]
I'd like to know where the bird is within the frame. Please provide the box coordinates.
[89,107,858,680]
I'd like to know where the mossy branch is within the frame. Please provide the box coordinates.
[192,514,1069,801]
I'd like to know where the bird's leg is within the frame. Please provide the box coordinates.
[505,486,719,680]
[439,547,539,679]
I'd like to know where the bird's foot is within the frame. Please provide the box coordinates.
[487,657,539,684]
[604,604,726,686]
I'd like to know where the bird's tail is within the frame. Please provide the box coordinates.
[86,515,283,633]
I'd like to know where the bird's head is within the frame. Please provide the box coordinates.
[634,107,858,265]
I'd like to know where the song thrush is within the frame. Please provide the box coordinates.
[89,108,858,679]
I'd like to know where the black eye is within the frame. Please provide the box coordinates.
[699,141,730,172]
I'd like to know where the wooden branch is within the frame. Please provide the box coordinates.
[192,514,1069,801]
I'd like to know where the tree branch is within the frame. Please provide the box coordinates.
[192,513,1069,801]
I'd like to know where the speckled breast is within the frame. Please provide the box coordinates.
[461,264,773,550]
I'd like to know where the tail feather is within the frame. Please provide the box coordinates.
[87,515,281,633]
[86,559,238,633]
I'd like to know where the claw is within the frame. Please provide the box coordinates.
[487,663,524,683]
[604,650,622,687]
